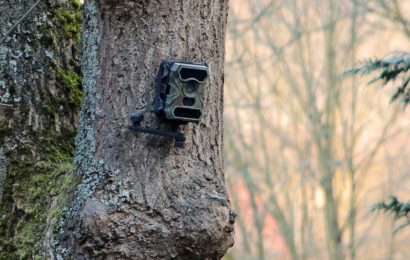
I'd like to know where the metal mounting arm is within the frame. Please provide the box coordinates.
[129,112,186,147]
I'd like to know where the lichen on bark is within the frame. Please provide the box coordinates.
[0,146,6,202]
[0,0,82,258]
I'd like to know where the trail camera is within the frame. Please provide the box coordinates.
[129,60,209,147]
[154,61,208,122]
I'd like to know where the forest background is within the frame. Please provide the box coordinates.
[0,0,409,259]
[224,0,410,259]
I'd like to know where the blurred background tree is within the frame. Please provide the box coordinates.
[224,0,410,259]
[346,0,410,236]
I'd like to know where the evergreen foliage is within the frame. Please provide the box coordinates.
[372,196,410,232]
[347,53,410,232]
[372,196,410,218]
[345,51,410,104]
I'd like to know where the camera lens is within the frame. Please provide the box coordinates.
[185,82,197,94]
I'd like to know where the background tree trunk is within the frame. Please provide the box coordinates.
[48,0,235,259]
[0,0,81,258]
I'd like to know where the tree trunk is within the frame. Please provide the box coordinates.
[48,0,235,259]
[0,0,81,258]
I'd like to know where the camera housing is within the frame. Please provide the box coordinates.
[129,60,209,147]
[154,60,209,123]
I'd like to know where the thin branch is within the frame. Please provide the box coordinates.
[393,218,410,234]
[0,0,43,46]
[0,103,14,107]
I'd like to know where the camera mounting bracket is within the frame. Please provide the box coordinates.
[129,112,186,147]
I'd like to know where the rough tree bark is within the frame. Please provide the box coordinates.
[47,0,235,259]
[0,0,81,258]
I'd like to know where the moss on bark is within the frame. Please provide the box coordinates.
[0,0,82,258]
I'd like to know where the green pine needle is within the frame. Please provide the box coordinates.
[372,196,410,219]
[345,52,410,105]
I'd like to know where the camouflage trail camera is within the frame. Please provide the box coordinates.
[129,60,209,147]
[154,60,209,122]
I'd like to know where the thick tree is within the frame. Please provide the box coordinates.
[46,0,235,259]
[0,0,81,258]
